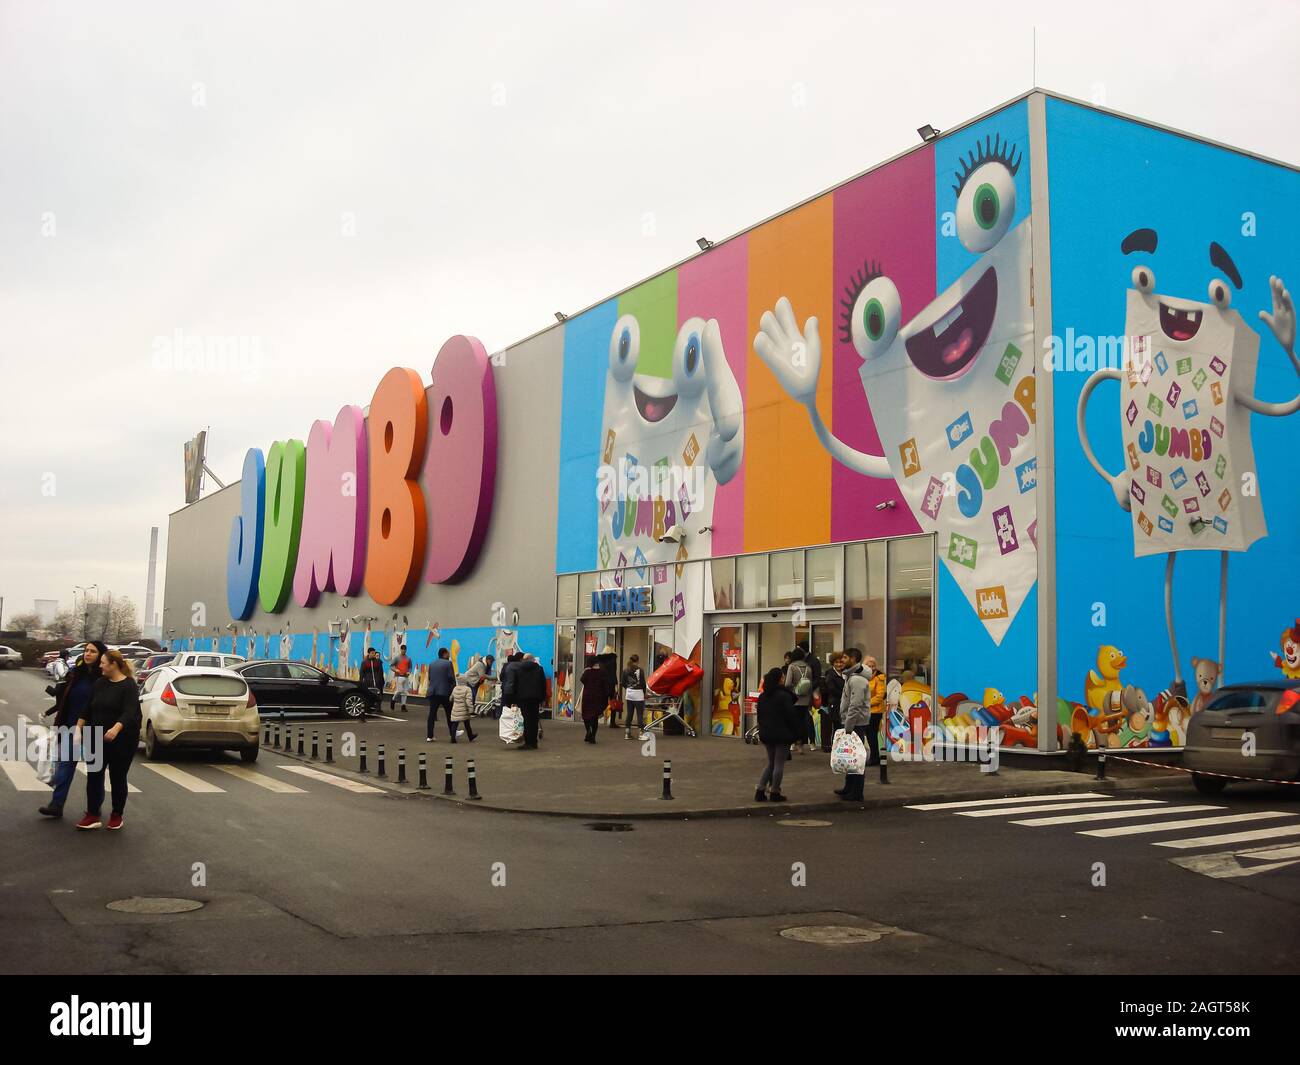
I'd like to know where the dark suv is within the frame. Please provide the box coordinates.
[232,660,371,719]
[1184,680,1300,794]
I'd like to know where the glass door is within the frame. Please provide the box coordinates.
[711,625,743,736]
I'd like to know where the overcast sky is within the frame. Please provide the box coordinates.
[1,0,1297,630]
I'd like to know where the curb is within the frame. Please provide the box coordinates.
[267,740,1195,821]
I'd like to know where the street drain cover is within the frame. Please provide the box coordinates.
[586,822,634,832]
[780,925,882,946]
[106,897,205,915]
[778,819,832,827]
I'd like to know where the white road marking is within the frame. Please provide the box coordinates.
[76,762,142,793]
[1155,823,1300,849]
[1011,804,1222,827]
[1,761,47,791]
[212,763,306,793]
[958,799,1163,818]
[277,764,384,793]
[1080,810,1294,838]
[907,792,1108,811]
[136,762,226,793]
[1170,842,1300,880]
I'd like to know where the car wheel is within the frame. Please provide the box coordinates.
[240,746,259,764]
[144,725,165,761]
[341,693,367,719]
[1192,772,1228,796]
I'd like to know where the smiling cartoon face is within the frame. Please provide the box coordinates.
[846,135,1036,645]
[1119,232,1265,556]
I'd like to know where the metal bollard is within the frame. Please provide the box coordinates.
[376,743,387,778]
[359,739,368,774]
[296,727,304,756]
[879,752,889,785]
[325,732,334,764]
[279,710,286,745]
[263,721,270,745]
[273,723,281,751]
[418,752,429,789]
[311,730,319,760]
[661,759,673,800]
[466,758,481,800]
[1096,751,1107,781]
[443,755,455,795]
[397,747,407,784]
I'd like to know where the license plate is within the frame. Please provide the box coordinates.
[194,704,234,716]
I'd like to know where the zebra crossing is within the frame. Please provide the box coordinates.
[906,791,1300,879]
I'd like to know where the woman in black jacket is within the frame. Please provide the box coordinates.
[754,667,801,803]
[38,641,106,818]
[75,648,142,831]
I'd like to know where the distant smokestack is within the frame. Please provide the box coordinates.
[145,526,159,631]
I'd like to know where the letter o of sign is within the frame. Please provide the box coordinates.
[364,367,428,604]
[424,335,498,584]
[227,448,266,620]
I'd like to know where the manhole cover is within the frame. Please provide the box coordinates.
[778,819,832,827]
[586,822,634,832]
[780,925,882,946]
[106,897,205,915]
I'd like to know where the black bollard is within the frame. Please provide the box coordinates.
[311,730,319,760]
[1096,751,1107,781]
[272,723,281,751]
[296,727,304,757]
[377,743,387,778]
[263,721,270,745]
[661,759,673,800]
[325,732,334,764]
[467,758,481,800]
[359,739,368,774]
[443,755,455,795]
[418,752,429,789]
[279,710,286,745]
[397,747,407,784]
[879,752,889,785]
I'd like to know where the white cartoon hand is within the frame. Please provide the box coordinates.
[1111,476,1132,513]
[702,319,744,484]
[754,296,821,406]
[1259,275,1295,355]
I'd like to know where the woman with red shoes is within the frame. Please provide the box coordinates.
[74,647,142,831]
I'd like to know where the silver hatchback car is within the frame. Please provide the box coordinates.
[1184,680,1300,795]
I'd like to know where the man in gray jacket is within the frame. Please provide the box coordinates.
[426,648,456,741]
[837,647,871,801]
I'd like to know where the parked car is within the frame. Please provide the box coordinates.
[232,660,370,719]
[139,666,260,762]
[135,652,184,688]
[0,646,22,669]
[168,651,246,670]
[1184,680,1300,794]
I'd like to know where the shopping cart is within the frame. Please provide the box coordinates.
[639,694,697,738]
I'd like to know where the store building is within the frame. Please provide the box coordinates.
[163,90,1300,752]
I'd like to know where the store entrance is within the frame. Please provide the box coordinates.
[583,622,676,728]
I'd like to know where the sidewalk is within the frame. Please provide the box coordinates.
[264,713,1192,819]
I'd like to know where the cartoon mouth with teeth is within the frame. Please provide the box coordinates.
[1159,301,1204,342]
[633,381,678,423]
[905,268,998,380]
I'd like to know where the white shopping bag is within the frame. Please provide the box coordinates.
[498,705,524,744]
[30,724,55,785]
[829,728,867,776]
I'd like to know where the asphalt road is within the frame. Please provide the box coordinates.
[2,666,1297,974]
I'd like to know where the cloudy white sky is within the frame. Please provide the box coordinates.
[1,0,1297,630]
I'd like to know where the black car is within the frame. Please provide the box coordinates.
[1184,679,1300,794]
[232,660,371,719]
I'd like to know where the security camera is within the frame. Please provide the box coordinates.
[875,500,897,511]
[658,524,686,544]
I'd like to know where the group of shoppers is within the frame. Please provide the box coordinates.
[39,642,143,830]
[753,646,886,803]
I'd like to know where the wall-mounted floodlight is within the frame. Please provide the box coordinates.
[696,237,714,251]
[555,311,568,323]
[917,124,940,142]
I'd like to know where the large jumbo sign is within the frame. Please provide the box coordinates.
[226,335,498,618]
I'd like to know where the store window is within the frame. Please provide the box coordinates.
[711,626,743,736]
[709,557,735,610]
[556,574,578,619]
[555,623,575,718]
[844,540,886,661]
[769,550,804,607]
[888,536,933,684]
[805,546,841,605]
[736,553,768,608]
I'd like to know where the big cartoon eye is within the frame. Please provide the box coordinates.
[1208,278,1232,309]
[956,162,1016,253]
[609,314,639,383]
[850,276,902,360]
[672,317,709,399]
[1131,265,1156,294]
